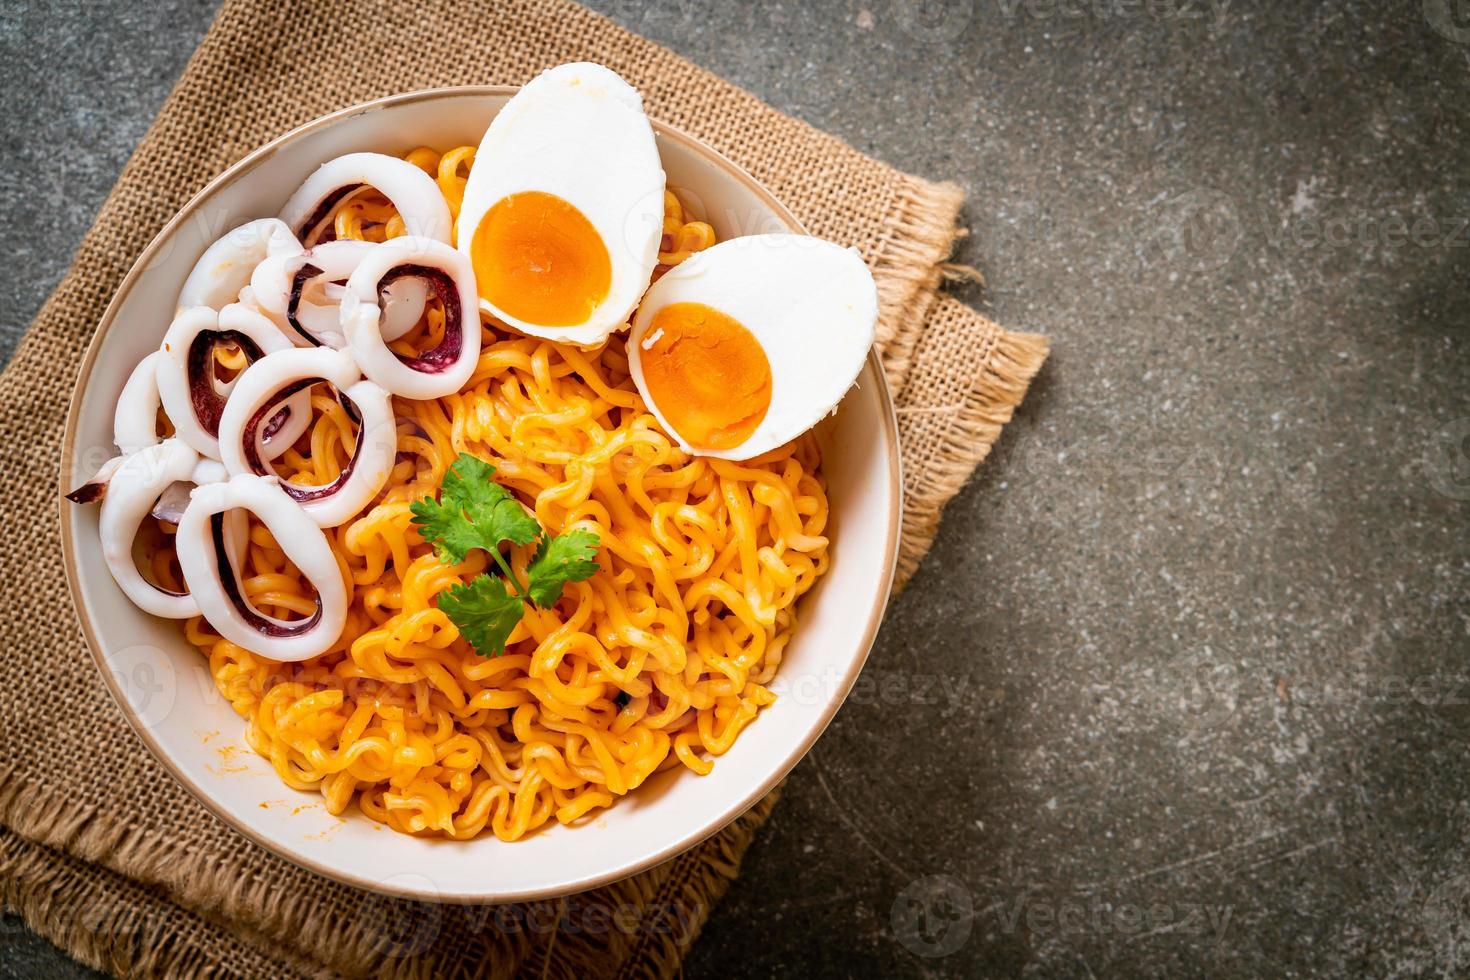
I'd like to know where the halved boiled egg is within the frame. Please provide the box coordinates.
[457,62,665,347]
[627,233,878,461]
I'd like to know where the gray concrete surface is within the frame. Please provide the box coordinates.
[3,1,1468,977]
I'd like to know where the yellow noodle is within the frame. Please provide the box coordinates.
[166,147,830,841]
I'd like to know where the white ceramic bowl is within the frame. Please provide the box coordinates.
[60,88,900,903]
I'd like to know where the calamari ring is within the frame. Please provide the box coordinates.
[175,474,348,662]
[176,218,301,311]
[149,458,231,525]
[114,351,165,454]
[94,440,202,619]
[66,446,248,614]
[116,351,301,462]
[217,347,396,528]
[339,237,480,400]
[62,456,124,507]
[278,152,452,247]
[155,304,312,460]
[250,240,428,348]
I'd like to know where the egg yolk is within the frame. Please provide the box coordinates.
[639,303,772,452]
[470,190,612,326]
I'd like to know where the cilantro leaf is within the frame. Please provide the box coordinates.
[408,497,489,566]
[526,529,601,608]
[436,574,524,656]
[416,455,603,648]
[437,455,541,548]
[410,453,540,564]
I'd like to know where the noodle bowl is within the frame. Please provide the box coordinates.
[143,150,832,841]
[62,87,898,898]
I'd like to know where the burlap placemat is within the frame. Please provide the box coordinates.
[0,1,1047,976]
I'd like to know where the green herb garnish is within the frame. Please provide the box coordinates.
[411,453,599,656]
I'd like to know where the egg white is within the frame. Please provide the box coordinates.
[457,62,665,347]
[627,233,878,461]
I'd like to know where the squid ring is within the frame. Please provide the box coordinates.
[65,454,224,515]
[176,218,301,311]
[63,455,125,507]
[114,350,165,454]
[115,351,302,462]
[175,474,348,662]
[93,440,202,619]
[217,347,396,528]
[250,240,428,348]
[339,237,480,400]
[277,152,452,247]
[155,303,312,460]
[148,458,231,525]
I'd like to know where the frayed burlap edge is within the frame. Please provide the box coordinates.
[1,829,337,979]
[0,765,389,977]
[872,180,966,396]
[892,298,1050,586]
[0,762,784,979]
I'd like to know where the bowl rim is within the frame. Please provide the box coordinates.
[58,84,902,903]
